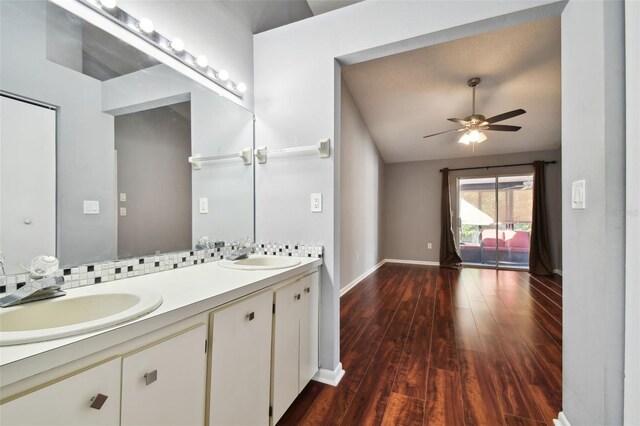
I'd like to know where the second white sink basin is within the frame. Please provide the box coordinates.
[0,287,163,346]
[219,255,301,271]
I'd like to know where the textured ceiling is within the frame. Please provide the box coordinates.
[342,17,561,163]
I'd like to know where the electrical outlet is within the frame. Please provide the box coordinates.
[311,193,322,212]
[119,193,127,202]
[427,243,433,249]
[199,197,209,214]
[120,207,127,216]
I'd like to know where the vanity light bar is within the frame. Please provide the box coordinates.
[254,139,331,164]
[80,0,247,98]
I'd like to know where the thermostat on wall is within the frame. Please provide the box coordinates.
[83,200,100,215]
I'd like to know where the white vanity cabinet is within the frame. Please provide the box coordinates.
[208,290,274,426]
[0,358,121,426]
[0,263,323,426]
[271,271,319,424]
[121,324,208,426]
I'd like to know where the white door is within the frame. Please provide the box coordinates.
[271,280,303,424]
[209,291,273,426]
[0,95,56,274]
[0,358,121,426]
[121,325,207,426]
[299,272,319,391]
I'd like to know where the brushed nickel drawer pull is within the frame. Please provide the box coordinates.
[144,370,158,385]
[294,294,301,301]
[304,287,310,294]
[246,312,255,321]
[90,393,108,410]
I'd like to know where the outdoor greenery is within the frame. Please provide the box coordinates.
[460,224,480,244]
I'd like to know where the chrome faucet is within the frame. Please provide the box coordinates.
[228,237,255,261]
[0,276,66,308]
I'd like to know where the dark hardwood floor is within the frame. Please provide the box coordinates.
[278,264,563,426]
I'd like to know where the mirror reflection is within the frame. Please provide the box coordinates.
[0,1,254,274]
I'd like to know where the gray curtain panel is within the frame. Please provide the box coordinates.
[440,168,462,269]
[529,161,554,275]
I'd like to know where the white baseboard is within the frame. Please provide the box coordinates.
[385,258,440,266]
[553,268,563,276]
[553,412,571,426]
[340,260,386,297]
[312,362,345,387]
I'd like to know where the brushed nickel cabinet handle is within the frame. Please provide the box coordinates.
[90,393,108,410]
[304,287,310,294]
[294,294,301,301]
[246,312,255,321]
[144,370,158,386]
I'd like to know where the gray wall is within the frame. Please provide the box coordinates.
[383,149,562,270]
[115,104,192,258]
[0,1,117,266]
[561,0,626,424]
[340,78,385,290]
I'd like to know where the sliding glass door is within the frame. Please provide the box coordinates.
[457,174,533,269]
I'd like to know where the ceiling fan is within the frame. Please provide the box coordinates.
[423,77,526,145]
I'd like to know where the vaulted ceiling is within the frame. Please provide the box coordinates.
[222,0,363,34]
[342,17,561,163]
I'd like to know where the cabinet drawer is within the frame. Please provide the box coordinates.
[0,358,121,426]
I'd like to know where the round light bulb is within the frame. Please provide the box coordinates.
[196,55,208,68]
[138,18,154,33]
[236,82,247,93]
[217,69,229,81]
[99,0,117,9]
[170,38,184,52]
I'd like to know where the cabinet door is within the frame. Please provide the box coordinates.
[0,358,121,426]
[209,290,273,426]
[121,324,207,426]
[299,272,319,390]
[271,280,303,424]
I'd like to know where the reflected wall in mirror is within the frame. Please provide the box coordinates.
[0,1,254,274]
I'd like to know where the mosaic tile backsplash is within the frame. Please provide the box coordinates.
[0,243,323,295]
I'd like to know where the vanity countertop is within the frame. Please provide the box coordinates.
[0,256,322,387]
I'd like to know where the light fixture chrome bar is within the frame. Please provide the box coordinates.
[255,139,331,164]
[189,148,253,169]
[73,0,246,98]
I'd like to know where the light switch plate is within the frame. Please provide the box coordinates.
[199,197,209,214]
[571,180,586,209]
[119,207,127,216]
[119,193,127,202]
[83,200,100,215]
[311,193,322,213]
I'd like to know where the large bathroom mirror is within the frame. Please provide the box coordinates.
[0,1,254,274]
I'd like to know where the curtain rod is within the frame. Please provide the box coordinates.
[439,160,556,173]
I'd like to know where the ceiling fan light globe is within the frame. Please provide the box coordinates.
[458,132,471,145]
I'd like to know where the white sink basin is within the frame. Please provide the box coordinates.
[219,255,301,271]
[0,288,163,346]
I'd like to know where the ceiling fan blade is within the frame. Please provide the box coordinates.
[447,118,469,125]
[483,124,522,132]
[422,128,464,139]
[485,108,526,124]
